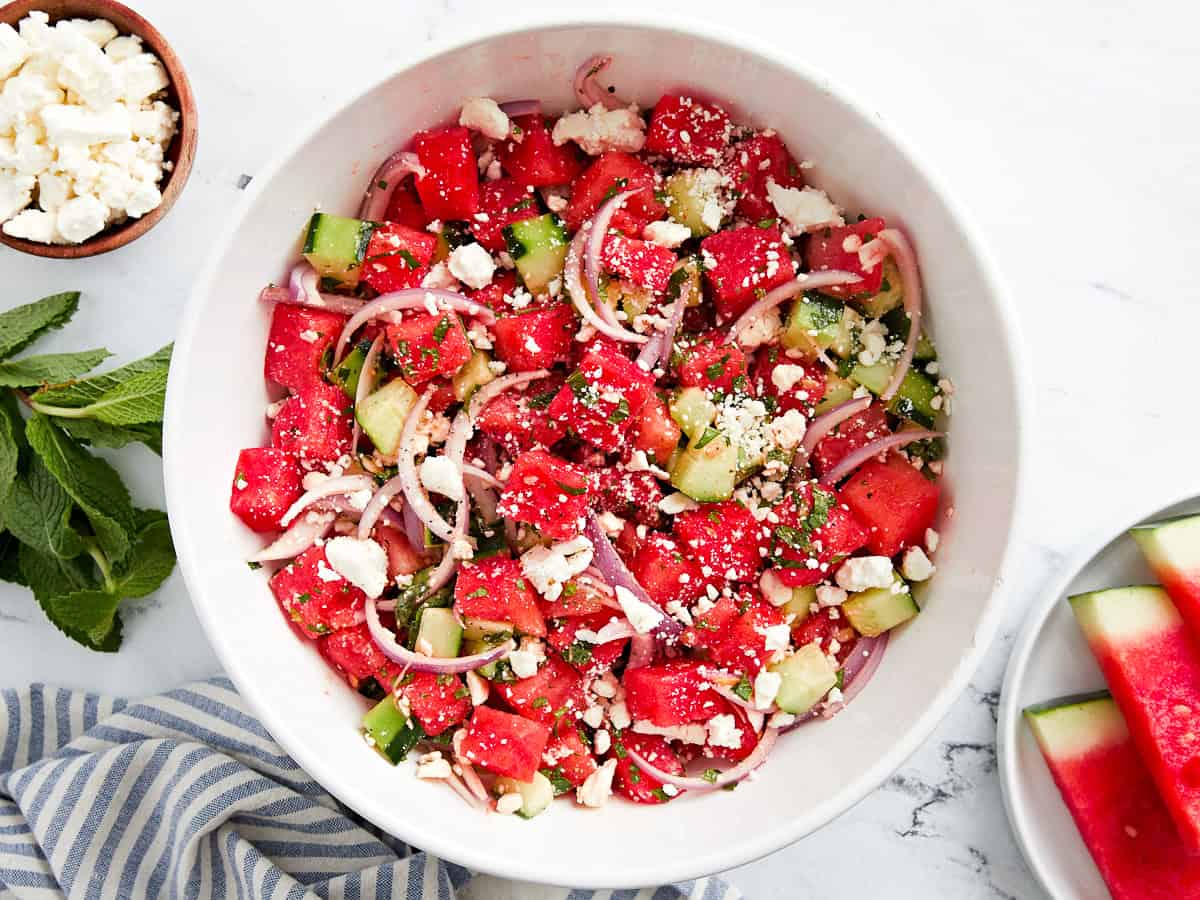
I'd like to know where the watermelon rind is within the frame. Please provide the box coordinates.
[1024,691,1128,760]
[1069,585,1181,643]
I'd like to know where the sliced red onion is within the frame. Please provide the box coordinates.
[799,397,873,458]
[289,261,321,305]
[636,292,687,371]
[462,464,502,489]
[573,55,625,110]
[249,509,336,562]
[583,514,681,640]
[333,289,496,365]
[590,619,637,643]
[351,334,384,454]
[498,99,541,118]
[565,230,649,345]
[452,729,492,805]
[366,594,512,673]
[259,284,366,316]
[585,189,645,328]
[698,669,764,715]
[359,150,425,223]
[357,474,405,542]
[279,474,376,527]
[728,270,861,350]
[875,229,923,401]
[839,633,888,705]
[467,437,502,524]
[423,492,470,596]
[467,369,550,421]
[402,502,425,550]
[627,633,654,670]
[626,727,779,792]
[818,429,942,486]
[395,387,457,542]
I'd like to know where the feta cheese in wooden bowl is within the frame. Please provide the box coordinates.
[0,0,196,258]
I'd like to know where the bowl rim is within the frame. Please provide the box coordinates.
[164,10,1032,887]
[0,0,198,259]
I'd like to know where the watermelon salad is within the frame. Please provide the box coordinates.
[230,56,952,816]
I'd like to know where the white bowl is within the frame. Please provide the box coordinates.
[164,16,1028,889]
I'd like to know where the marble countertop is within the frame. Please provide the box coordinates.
[4,0,1198,895]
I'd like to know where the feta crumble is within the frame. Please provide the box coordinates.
[520,537,593,602]
[835,556,894,592]
[753,670,782,710]
[458,97,510,140]
[324,536,389,598]
[706,713,743,749]
[643,219,691,248]
[615,585,663,634]
[766,179,844,233]
[418,454,465,501]
[551,103,645,156]
[901,546,936,582]
[447,242,496,289]
[576,759,617,807]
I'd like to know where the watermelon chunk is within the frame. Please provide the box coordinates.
[361,222,436,294]
[837,454,939,558]
[1132,514,1200,644]
[613,732,684,804]
[493,653,586,727]
[460,706,551,781]
[471,179,539,252]
[722,132,804,221]
[1025,691,1200,899]
[645,94,732,165]
[1070,586,1200,852]
[623,661,722,726]
[564,152,665,233]
[398,671,470,736]
[385,310,472,385]
[496,449,593,540]
[270,545,364,638]
[807,217,887,299]
[700,224,797,321]
[264,304,347,392]
[498,114,584,187]
[229,447,302,533]
[412,126,479,221]
[453,555,546,637]
[318,623,393,687]
[270,383,353,471]
[601,235,676,294]
[492,303,576,373]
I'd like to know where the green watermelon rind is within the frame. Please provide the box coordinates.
[1132,514,1200,568]
[1069,585,1182,643]
[1024,691,1128,760]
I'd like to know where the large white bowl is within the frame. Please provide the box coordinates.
[164,16,1028,889]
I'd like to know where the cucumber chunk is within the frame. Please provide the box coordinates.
[362,696,422,764]
[669,431,738,502]
[357,378,419,456]
[669,387,717,441]
[849,361,939,427]
[452,350,497,402]
[302,213,376,288]
[461,617,514,642]
[880,306,936,362]
[668,256,704,307]
[330,340,370,398]
[852,258,904,319]
[782,293,861,359]
[770,642,839,714]
[664,169,721,237]
[781,584,817,621]
[415,607,463,658]
[504,214,569,294]
[461,638,502,679]
[843,581,918,636]
[814,374,857,415]
[495,771,555,818]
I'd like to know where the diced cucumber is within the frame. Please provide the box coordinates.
[434,221,474,262]
[664,169,721,237]
[302,213,376,288]
[452,350,496,402]
[880,306,936,362]
[770,642,839,714]
[669,431,738,502]
[669,387,717,441]
[461,638,501,679]
[849,361,939,427]
[356,378,419,456]
[814,374,858,416]
[330,339,370,398]
[415,607,463,658]
[668,256,704,307]
[462,617,514,642]
[842,581,918,636]
[783,293,860,359]
[362,696,422,764]
[853,258,904,319]
[504,214,569,294]
[782,584,817,621]
[494,771,555,819]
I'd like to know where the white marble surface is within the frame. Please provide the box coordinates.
[3,0,1198,895]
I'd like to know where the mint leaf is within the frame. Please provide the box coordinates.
[0,349,111,387]
[18,543,96,601]
[25,414,136,565]
[31,344,171,409]
[0,532,25,586]
[0,292,80,361]
[40,588,122,652]
[54,418,163,455]
[2,455,84,559]
[0,391,19,504]
[110,511,175,598]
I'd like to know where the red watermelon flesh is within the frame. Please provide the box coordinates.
[1070,585,1200,853]
[1133,514,1200,645]
[1025,691,1200,899]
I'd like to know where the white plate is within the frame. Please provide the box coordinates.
[997,490,1200,899]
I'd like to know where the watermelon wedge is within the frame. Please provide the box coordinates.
[1070,585,1200,852]
[1025,691,1200,899]
[1132,514,1200,640]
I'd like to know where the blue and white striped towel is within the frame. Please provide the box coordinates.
[0,678,740,900]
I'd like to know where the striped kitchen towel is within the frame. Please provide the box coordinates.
[0,678,740,900]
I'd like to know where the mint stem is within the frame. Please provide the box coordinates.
[83,539,116,593]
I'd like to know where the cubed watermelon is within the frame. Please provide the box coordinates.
[1070,586,1200,853]
[264,304,347,392]
[460,706,551,781]
[385,310,472,385]
[628,395,681,467]
[564,152,665,233]
[810,403,891,479]
[753,347,826,415]
[1026,691,1200,899]
[471,179,539,252]
[790,607,858,664]
[270,383,353,470]
[601,235,676,294]
[807,217,886,298]
[498,114,584,187]
[767,484,869,587]
[361,222,437,294]
[538,578,609,619]
[453,555,546,637]
[674,501,765,584]
[837,454,939,558]
[645,94,732,165]
[700,224,797,321]
[1133,515,1200,646]
[318,623,393,686]
[492,303,577,373]
[494,653,586,727]
[593,469,664,528]
[723,132,804,221]
[382,181,428,231]
[270,545,365,638]
[229,447,302,533]
[469,269,521,314]
[496,450,593,540]
[631,532,705,609]
[677,339,749,393]
[412,126,479,221]
[613,733,684,804]
[475,373,565,454]
[544,728,598,787]
[546,612,628,677]
[398,671,471,736]
[624,661,723,726]
[706,597,786,676]
[546,341,656,452]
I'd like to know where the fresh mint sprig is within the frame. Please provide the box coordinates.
[0,291,175,651]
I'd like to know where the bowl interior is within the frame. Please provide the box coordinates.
[165,20,1023,888]
[0,0,197,259]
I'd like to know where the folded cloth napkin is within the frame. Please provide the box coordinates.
[0,678,740,900]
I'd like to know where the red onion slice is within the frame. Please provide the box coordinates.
[280,474,376,527]
[259,284,366,316]
[351,334,384,454]
[626,633,654,670]
[875,229,923,401]
[565,230,648,344]
[636,292,687,371]
[573,55,625,110]
[698,669,765,715]
[249,509,336,562]
[461,464,502,489]
[728,270,861,350]
[839,633,888,705]
[289,262,321,306]
[584,189,645,328]
[357,475,404,542]
[451,729,492,805]
[423,492,471,596]
[333,289,496,366]
[583,514,681,640]
[401,502,425,550]
[498,99,542,118]
[365,595,513,673]
[358,150,425,222]
[626,727,779,792]
[818,429,942,486]
[799,397,873,458]
[395,387,457,543]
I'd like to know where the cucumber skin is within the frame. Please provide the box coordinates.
[503,214,569,294]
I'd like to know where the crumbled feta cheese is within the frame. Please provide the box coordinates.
[520,537,593,602]
[632,720,707,744]
[766,180,844,233]
[753,670,782,710]
[582,704,605,729]
[768,710,796,728]
[0,24,31,80]
[421,261,458,290]
[716,394,769,466]
[770,364,809,395]
[767,408,808,451]
[762,623,791,653]
[615,585,663,634]
[418,454,465,501]
[447,242,495,289]
[857,320,888,366]
[576,759,617,807]
[706,713,743,749]
[415,752,453,780]
[737,306,783,350]
[593,728,611,755]
[324,536,389,598]
[643,220,691,248]
[3,208,57,242]
[760,569,794,607]
[551,103,645,155]
[659,491,700,516]
[925,528,940,552]
[507,648,541,679]
[458,96,510,140]
[901,546,936,582]
[608,700,632,730]
[816,585,847,608]
[597,510,625,537]
[465,670,490,706]
[495,792,523,815]
[835,556,894,592]
[591,672,618,699]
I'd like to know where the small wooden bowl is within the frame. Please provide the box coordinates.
[0,0,197,258]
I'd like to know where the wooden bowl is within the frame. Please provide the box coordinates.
[0,0,197,258]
